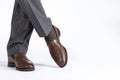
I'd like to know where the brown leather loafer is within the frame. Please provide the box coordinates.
[45,26,68,67]
[8,52,35,71]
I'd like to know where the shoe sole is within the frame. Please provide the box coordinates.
[8,62,35,71]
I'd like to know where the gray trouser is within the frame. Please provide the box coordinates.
[7,0,52,56]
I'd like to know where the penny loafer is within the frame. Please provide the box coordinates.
[45,26,68,67]
[8,52,35,71]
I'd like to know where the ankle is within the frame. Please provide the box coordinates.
[45,27,57,42]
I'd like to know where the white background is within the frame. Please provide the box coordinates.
[0,0,120,80]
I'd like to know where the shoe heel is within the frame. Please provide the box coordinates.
[57,28,61,37]
[8,62,15,67]
[53,26,61,37]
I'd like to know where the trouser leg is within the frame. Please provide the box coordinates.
[7,0,57,56]
[7,1,33,56]
[16,0,52,37]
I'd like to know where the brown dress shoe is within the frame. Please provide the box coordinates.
[8,52,35,71]
[45,26,68,67]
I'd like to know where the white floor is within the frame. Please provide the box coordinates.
[0,0,120,80]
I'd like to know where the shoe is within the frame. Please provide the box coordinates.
[8,52,35,71]
[45,25,68,67]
